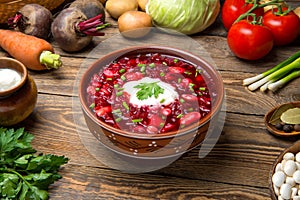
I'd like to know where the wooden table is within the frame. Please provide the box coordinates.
[1,1,300,199]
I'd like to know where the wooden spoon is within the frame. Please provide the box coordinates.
[264,101,300,137]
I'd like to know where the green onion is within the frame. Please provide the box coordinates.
[178,78,182,83]
[115,118,122,122]
[138,63,146,67]
[177,113,183,118]
[121,75,126,81]
[268,70,300,92]
[114,84,119,88]
[119,68,126,73]
[163,62,167,65]
[243,51,300,90]
[149,63,155,68]
[122,102,129,110]
[195,69,202,77]
[140,65,146,73]
[106,78,112,81]
[132,118,143,123]
[112,109,121,114]
[173,59,179,63]
[199,87,206,91]
[160,123,165,127]
[247,56,300,91]
[160,98,165,103]
[160,72,165,77]
[184,71,192,75]
[95,87,100,91]
[180,99,185,103]
[116,91,123,96]
[89,103,95,109]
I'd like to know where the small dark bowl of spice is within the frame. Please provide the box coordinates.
[265,101,300,137]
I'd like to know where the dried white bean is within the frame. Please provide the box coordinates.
[276,163,283,172]
[293,196,300,200]
[287,176,296,187]
[278,196,284,200]
[274,185,280,196]
[292,187,298,197]
[282,160,287,171]
[284,160,297,176]
[296,152,300,163]
[296,162,300,170]
[284,152,295,161]
[294,170,300,184]
[280,183,292,199]
[273,171,286,187]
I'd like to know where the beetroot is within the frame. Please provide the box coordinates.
[8,4,53,39]
[51,7,109,52]
[69,0,106,21]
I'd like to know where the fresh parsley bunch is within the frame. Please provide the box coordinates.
[0,127,69,200]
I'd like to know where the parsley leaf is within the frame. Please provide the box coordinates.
[134,82,164,100]
[0,128,68,200]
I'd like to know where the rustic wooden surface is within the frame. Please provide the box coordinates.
[1,0,300,199]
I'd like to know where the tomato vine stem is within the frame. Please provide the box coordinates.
[234,0,286,24]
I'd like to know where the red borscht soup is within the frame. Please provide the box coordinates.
[86,53,212,134]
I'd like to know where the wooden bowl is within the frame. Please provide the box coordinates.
[79,45,225,158]
[269,140,300,200]
[264,101,300,137]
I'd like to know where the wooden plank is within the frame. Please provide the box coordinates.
[19,93,295,190]
[48,164,271,200]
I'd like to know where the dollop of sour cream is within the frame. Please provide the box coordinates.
[0,68,22,92]
[123,77,179,107]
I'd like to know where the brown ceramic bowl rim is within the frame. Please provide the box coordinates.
[0,57,28,97]
[264,101,300,137]
[79,45,224,139]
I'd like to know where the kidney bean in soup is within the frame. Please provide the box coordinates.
[86,53,212,134]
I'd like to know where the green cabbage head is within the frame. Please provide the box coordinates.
[146,0,220,35]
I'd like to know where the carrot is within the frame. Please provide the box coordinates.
[0,29,62,71]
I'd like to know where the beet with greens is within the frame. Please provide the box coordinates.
[69,0,106,21]
[51,7,109,52]
[8,4,53,39]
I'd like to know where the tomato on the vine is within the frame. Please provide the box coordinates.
[221,0,264,30]
[227,20,274,60]
[262,7,300,46]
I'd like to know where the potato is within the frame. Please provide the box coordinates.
[137,0,148,11]
[105,0,138,19]
[118,11,152,38]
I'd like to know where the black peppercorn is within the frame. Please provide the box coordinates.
[295,124,300,132]
[275,122,283,130]
[283,124,294,133]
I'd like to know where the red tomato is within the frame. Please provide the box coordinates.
[222,0,264,30]
[262,8,300,46]
[227,20,274,60]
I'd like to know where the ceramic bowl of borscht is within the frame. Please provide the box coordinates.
[79,46,224,158]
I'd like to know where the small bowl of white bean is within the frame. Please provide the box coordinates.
[270,141,300,200]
